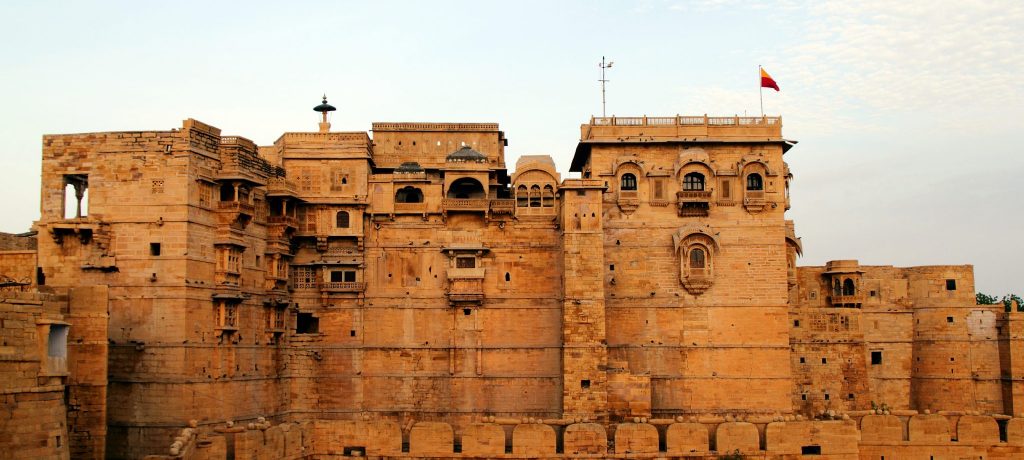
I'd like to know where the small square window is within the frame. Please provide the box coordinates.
[801,394,807,400]
[794,320,800,327]
[609,264,615,271]
[848,393,855,400]
[799,357,805,363]
[871,351,882,365]
[350,329,356,337]
[946,279,956,290]
[870,290,877,297]
[150,243,161,256]
[824,393,830,400]
[580,379,591,389]
[821,358,827,364]
[947,316,954,323]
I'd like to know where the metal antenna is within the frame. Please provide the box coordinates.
[599,56,614,117]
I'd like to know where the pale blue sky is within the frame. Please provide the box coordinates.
[1,1,1021,295]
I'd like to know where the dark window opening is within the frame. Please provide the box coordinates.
[870,290,877,297]
[946,279,957,290]
[947,316,954,323]
[801,394,807,400]
[794,320,800,327]
[350,330,356,337]
[801,445,821,455]
[296,313,319,334]
[463,308,472,316]
[609,264,615,271]
[150,243,161,256]
[447,177,485,199]
[848,393,855,400]
[842,278,856,296]
[822,357,827,364]
[36,267,45,286]
[581,379,591,389]
[689,248,706,269]
[871,351,882,365]
[746,173,763,191]
[505,272,511,282]
[824,393,830,400]
[395,186,424,203]
[336,211,350,228]
[799,357,805,363]
[683,172,705,191]
[456,257,476,269]
[620,173,637,191]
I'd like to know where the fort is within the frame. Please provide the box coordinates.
[1,100,1022,459]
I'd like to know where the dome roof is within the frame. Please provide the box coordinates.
[446,145,487,162]
[395,161,424,173]
[313,95,336,113]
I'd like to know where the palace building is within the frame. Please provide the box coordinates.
[1,99,1022,459]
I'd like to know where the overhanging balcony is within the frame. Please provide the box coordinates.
[442,198,489,211]
[320,282,367,293]
[446,267,485,305]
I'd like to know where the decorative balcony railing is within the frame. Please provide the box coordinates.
[592,115,781,127]
[217,200,256,215]
[489,199,516,214]
[394,202,424,213]
[677,190,712,201]
[830,294,864,307]
[320,282,366,293]
[442,198,489,211]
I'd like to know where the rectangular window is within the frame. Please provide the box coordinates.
[456,257,476,268]
[343,271,356,282]
[150,243,161,256]
[296,313,319,334]
[871,351,882,365]
[946,279,956,290]
[47,325,69,357]
[801,445,821,455]
[653,179,664,200]
[794,320,800,327]
[721,179,730,199]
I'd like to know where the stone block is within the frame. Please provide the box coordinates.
[956,415,999,444]
[715,422,759,454]
[461,423,505,456]
[409,421,454,455]
[666,422,709,454]
[614,422,658,453]
[860,414,905,443]
[564,423,607,455]
[512,423,555,456]
[909,414,950,443]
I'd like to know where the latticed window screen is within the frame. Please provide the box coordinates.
[683,173,705,191]
[291,266,318,287]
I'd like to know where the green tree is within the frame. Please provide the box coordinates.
[977,292,999,305]
[1002,294,1023,312]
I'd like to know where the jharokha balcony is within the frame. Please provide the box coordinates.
[830,294,864,308]
[442,198,489,211]
[320,282,367,293]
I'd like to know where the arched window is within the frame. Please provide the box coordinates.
[542,184,554,207]
[516,185,528,207]
[842,278,856,296]
[335,211,349,228]
[621,173,637,191]
[834,279,842,296]
[689,248,706,269]
[529,185,541,207]
[746,173,763,191]
[683,172,705,191]
[395,186,424,203]
[446,178,485,199]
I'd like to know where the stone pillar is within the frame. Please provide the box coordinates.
[560,179,608,421]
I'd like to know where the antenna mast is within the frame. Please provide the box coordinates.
[599,56,614,117]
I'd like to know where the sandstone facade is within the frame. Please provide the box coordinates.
[0,111,1020,459]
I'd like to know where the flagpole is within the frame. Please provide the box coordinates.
[759,64,764,117]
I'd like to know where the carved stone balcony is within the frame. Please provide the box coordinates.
[743,190,767,212]
[489,199,516,215]
[217,200,255,226]
[268,215,298,230]
[446,267,485,305]
[394,202,425,214]
[214,270,241,288]
[442,198,489,212]
[681,272,713,296]
[830,294,864,308]
[266,177,299,197]
[320,282,366,293]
